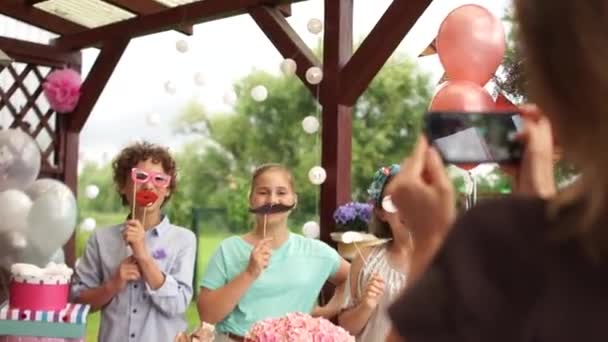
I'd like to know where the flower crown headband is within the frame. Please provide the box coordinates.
[367,164,400,206]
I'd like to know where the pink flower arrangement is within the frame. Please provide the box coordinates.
[245,312,354,342]
[43,68,82,113]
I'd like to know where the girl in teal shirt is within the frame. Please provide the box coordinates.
[198,164,350,341]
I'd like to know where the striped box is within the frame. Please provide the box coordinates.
[0,302,89,324]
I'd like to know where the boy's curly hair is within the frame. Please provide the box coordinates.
[112,141,177,206]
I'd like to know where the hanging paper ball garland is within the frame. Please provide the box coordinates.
[308,166,327,185]
[305,67,323,85]
[43,68,82,113]
[164,81,176,95]
[223,90,238,106]
[302,221,320,239]
[280,58,297,75]
[302,116,320,134]
[146,112,161,127]
[250,85,268,102]
[80,217,96,232]
[307,18,323,35]
[85,184,100,199]
[176,39,189,53]
[194,72,206,86]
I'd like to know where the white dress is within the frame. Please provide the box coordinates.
[343,245,407,342]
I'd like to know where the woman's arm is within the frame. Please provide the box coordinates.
[198,237,272,324]
[338,250,377,335]
[197,270,256,324]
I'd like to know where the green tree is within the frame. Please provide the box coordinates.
[494,8,578,186]
[170,55,433,231]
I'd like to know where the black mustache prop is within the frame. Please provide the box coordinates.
[249,203,296,214]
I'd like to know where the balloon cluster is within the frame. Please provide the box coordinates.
[0,129,77,268]
[429,4,506,171]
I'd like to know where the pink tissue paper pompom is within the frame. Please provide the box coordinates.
[43,68,82,113]
[245,312,354,342]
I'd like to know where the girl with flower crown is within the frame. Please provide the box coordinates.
[338,164,412,342]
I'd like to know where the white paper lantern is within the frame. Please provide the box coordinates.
[302,221,320,239]
[305,67,323,85]
[250,85,268,102]
[146,112,161,127]
[307,18,323,35]
[164,81,176,95]
[80,218,96,232]
[175,39,189,53]
[85,184,100,199]
[381,195,398,213]
[223,90,237,106]
[302,116,319,134]
[194,72,206,86]
[308,166,326,185]
[280,58,297,75]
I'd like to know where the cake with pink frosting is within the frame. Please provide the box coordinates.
[9,263,73,312]
[245,312,354,342]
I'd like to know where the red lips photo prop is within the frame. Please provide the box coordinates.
[136,190,158,207]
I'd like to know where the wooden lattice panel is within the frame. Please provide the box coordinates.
[0,62,62,176]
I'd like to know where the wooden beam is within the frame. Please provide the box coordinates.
[53,0,307,50]
[339,0,431,105]
[70,39,129,131]
[102,0,194,36]
[56,115,79,267]
[25,0,45,4]
[277,4,292,17]
[0,1,87,35]
[0,36,80,67]
[250,6,319,95]
[319,0,353,244]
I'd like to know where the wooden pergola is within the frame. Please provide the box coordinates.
[0,0,431,267]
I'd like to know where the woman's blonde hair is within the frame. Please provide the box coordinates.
[515,0,608,257]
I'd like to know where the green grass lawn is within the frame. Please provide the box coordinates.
[76,213,229,341]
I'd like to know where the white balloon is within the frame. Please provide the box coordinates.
[280,58,297,75]
[0,129,41,192]
[302,116,320,134]
[223,90,238,106]
[80,217,96,232]
[8,231,27,249]
[307,18,323,34]
[305,67,323,85]
[194,72,206,86]
[308,166,327,185]
[26,179,77,262]
[381,195,398,214]
[85,184,99,199]
[164,81,176,95]
[0,190,32,233]
[302,221,320,239]
[146,112,161,127]
[175,39,189,53]
[250,85,268,102]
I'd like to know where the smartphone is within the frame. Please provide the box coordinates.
[423,111,523,164]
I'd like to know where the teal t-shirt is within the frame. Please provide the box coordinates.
[200,233,341,336]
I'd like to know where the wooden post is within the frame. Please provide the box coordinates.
[319,0,353,245]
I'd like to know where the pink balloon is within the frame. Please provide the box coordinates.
[437,4,506,85]
[429,81,494,112]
